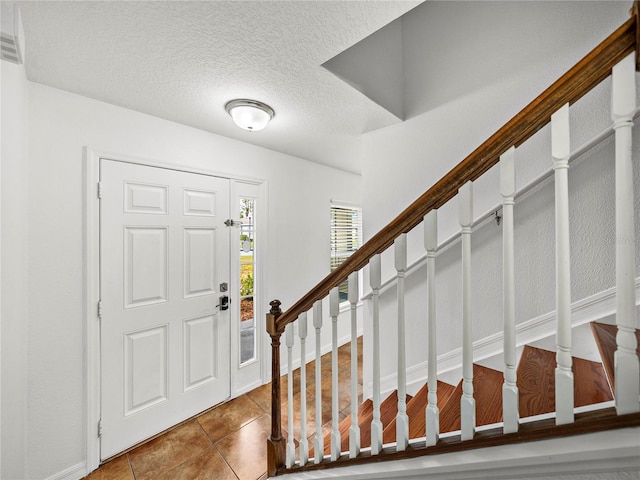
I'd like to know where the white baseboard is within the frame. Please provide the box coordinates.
[44,462,86,480]
[376,276,640,397]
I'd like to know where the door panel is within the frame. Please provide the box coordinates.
[124,226,168,308]
[184,314,217,390]
[183,227,216,297]
[100,159,230,459]
[124,325,168,415]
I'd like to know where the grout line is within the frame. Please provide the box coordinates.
[212,442,240,480]
[195,418,215,447]
[215,414,270,479]
[245,389,269,413]
[126,453,136,480]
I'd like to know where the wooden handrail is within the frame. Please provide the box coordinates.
[270,12,637,335]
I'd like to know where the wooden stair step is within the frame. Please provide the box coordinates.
[439,364,504,433]
[322,390,411,454]
[382,380,455,444]
[517,345,613,419]
[319,399,372,456]
[590,321,640,394]
[355,390,411,451]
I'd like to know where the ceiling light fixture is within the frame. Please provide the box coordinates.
[225,99,275,132]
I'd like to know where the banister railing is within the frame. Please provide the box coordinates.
[266,5,640,478]
[270,14,637,337]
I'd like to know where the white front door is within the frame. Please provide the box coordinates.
[99,159,230,459]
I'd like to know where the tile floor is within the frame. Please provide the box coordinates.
[85,338,362,480]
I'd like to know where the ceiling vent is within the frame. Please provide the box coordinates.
[1,3,24,65]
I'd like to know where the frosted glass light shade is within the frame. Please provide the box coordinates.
[225,99,275,131]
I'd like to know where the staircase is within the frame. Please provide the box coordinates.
[265,7,640,478]
[317,321,624,452]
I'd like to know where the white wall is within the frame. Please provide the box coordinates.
[1,59,29,479]
[361,2,637,389]
[21,82,361,479]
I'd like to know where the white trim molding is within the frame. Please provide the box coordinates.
[83,147,101,474]
[44,462,87,480]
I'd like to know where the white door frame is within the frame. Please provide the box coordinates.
[83,147,268,473]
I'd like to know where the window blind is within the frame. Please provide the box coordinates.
[330,205,362,301]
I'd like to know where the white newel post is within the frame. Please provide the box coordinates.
[500,147,519,433]
[285,323,295,467]
[552,103,574,425]
[329,287,341,460]
[395,234,410,450]
[459,181,476,441]
[313,300,324,463]
[348,271,361,458]
[298,312,309,464]
[612,52,640,415]
[369,254,383,454]
[424,210,439,446]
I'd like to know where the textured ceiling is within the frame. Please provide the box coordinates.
[17,1,422,174]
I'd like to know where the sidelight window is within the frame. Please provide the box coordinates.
[239,197,256,365]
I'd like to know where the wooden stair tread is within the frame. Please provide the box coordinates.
[355,391,411,451]
[382,380,456,443]
[590,321,640,394]
[573,355,614,406]
[517,345,556,417]
[439,364,504,433]
[317,399,372,456]
[321,391,411,455]
[517,345,614,419]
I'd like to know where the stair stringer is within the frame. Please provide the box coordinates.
[279,426,640,480]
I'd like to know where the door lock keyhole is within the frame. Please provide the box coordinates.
[218,295,230,310]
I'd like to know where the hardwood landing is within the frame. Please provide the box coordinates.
[517,345,613,418]
[590,321,640,393]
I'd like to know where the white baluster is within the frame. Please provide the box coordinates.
[298,312,309,464]
[424,210,439,446]
[285,323,296,467]
[369,254,383,454]
[313,300,324,463]
[395,234,409,450]
[501,147,519,434]
[459,181,476,441]
[552,104,574,425]
[612,52,640,415]
[329,287,341,461]
[348,271,361,458]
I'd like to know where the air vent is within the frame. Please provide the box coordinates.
[1,32,21,64]
[1,3,24,65]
